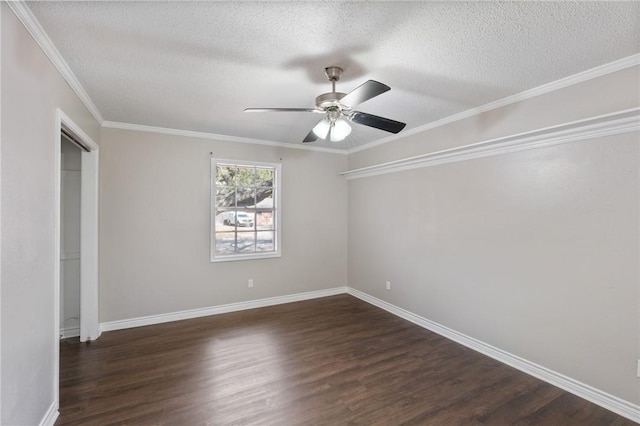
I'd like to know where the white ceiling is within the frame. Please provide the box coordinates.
[25,1,640,151]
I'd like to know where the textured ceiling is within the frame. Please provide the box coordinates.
[25,1,640,151]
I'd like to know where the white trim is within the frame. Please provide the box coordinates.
[103,121,348,155]
[56,109,101,344]
[341,108,640,180]
[100,287,348,332]
[210,252,282,263]
[58,110,98,151]
[80,147,100,342]
[7,2,104,125]
[52,112,62,423]
[210,158,282,263]
[348,53,640,154]
[7,0,639,155]
[0,2,3,419]
[59,327,80,339]
[38,401,59,426]
[346,288,640,424]
[53,110,101,426]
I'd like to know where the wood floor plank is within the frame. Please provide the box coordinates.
[56,295,636,425]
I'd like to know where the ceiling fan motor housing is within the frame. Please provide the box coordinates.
[315,92,347,109]
[315,66,350,111]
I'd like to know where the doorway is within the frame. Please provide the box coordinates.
[55,109,100,342]
[54,109,100,408]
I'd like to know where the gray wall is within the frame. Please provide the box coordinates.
[1,4,100,424]
[2,1,638,422]
[98,128,348,322]
[347,67,640,405]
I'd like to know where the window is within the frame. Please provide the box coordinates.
[211,158,281,262]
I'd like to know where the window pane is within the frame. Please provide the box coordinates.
[256,231,274,252]
[216,165,235,186]
[237,232,255,253]
[215,209,229,225]
[215,232,236,254]
[219,210,235,227]
[256,167,274,187]
[255,188,273,208]
[256,211,274,230]
[234,210,255,230]
[235,166,256,186]
[236,187,255,207]
[216,187,235,208]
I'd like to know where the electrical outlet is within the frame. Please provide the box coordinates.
[637,360,640,378]
[386,280,391,290]
[248,279,254,288]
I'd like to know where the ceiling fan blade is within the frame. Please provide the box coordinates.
[244,108,319,113]
[302,128,318,143]
[339,80,390,107]
[349,111,406,134]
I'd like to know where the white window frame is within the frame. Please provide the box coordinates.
[210,158,281,262]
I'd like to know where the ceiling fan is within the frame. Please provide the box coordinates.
[244,66,406,143]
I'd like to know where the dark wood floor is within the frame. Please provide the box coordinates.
[58,295,634,425]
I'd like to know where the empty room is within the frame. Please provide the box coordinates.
[1,1,639,425]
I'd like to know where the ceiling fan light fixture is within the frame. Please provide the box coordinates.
[330,118,351,142]
[312,119,331,139]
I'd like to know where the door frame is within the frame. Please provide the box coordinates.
[54,108,100,402]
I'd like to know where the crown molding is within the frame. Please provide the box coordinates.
[102,121,348,155]
[9,1,638,155]
[7,1,105,125]
[341,108,640,179]
[348,53,640,155]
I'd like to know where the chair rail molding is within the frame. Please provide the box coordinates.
[348,54,640,154]
[341,108,640,180]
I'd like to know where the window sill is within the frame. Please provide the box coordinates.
[210,252,281,263]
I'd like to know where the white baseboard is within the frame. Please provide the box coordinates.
[38,401,59,426]
[59,326,80,339]
[347,287,640,424]
[94,285,639,422]
[100,286,348,332]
